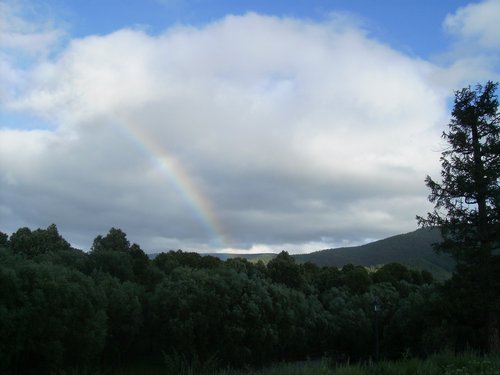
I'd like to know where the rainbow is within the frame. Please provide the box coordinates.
[115,118,231,250]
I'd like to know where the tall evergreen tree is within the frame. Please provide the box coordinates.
[418,81,500,353]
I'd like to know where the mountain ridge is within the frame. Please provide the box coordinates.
[150,227,454,279]
[293,227,453,279]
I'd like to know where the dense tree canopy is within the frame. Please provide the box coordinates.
[0,224,445,374]
[8,224,71,258]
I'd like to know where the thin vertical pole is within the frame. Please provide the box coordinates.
[374,300,379,362]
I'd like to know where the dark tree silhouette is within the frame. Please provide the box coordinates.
[418,81,500,353]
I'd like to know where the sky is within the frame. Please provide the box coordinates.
[1,0,499,254]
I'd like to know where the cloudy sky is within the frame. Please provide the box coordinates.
[1,0,499,254]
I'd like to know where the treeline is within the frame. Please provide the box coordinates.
[0,225,489,374]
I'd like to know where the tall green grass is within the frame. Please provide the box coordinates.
[224,352,499,375]
[57,352,500,375]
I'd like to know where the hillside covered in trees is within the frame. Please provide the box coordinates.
[207,228,454,280]
[0,224,492,374]
[294,228,454,280]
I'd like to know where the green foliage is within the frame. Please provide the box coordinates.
[419,82,499,261]
[267,251,305,290]
[0,231,8,247]
[94,273,145,364]
[8,224,71,258]
[1,224,494,373]
[339,265,372,295]
[153,249,213,272]
[373,263,412,284]
[89,230,159,286]
[91,227,131,253]
[0,251,107,374]
[89,249,135,281]
[418,81,500,353]
[34,246,90,273]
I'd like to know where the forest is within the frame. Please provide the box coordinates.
[0,224,495,374]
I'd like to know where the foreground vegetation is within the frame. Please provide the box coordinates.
[86,352,500,374]
[233,352,500,375]
[0,224,498,374]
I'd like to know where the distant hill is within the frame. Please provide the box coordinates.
[294,227,454,280]
[148,228,455,279]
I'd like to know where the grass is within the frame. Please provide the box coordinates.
[222,352,500,375]
[59,351,500,375]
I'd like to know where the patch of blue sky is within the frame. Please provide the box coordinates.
[44,0,474,60]
[327,1,474,57]
[2,50,41,71]
[0,111,54,131]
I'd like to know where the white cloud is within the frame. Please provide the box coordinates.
[0,0,66,105]
[0,1,64,55]
[436,0,500,88]
[1,12,450,252]
[444,0,500,49]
